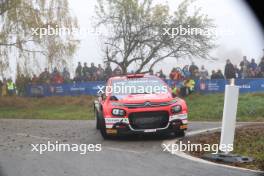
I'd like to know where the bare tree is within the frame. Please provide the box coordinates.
[96,0,216,73]
[0,0,79,77]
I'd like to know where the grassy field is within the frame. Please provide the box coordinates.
[0,96,95,120]
[185,93,264,121]
[0,93,263,121]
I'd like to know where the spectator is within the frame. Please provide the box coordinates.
[216,70,225,79]
[82,63,90,81]
[211,70,218,79]
[169,68,183,80]
[248,67,256,78]
[51,67,58,79]
[158,69,166,80]
[180,79,195,97]
[7,78,16,96]
[31,74,39,84]
[96,64,105,81]
[199,65,209,80]
[249,59,257,71]
[240,56,249,78]
[169,68,176,80]
[16,74,27,96]
[51,68,64,84]
[182,65,191,78]
[255,66,263,78]
[104,62,113,79]
[90,63,98,80]
[189,62,198,76]
[39,68,50,84]
[75,62,83,79]
[62,67,71,83]
[224,59,236,79]
[52,73,64,84]
[259,57,264,73]
[1,78,7,96]
[171,83,180,97]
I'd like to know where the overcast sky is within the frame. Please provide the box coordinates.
[67,0,264,74]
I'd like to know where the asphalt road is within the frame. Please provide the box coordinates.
[0,119,262,176]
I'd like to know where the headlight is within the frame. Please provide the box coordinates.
[171,105,182,114]
[112,109,126,116]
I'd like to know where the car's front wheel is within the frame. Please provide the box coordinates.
[99,118,110,139]
[175,130,185,137]
[96,111,100,130]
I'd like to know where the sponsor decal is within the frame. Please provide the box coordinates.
[105,118,129,128]
[144,129,157,133]
[239,84,251,89]
[106,129,118,134]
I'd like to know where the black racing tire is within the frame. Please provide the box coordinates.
[99,118,110,139]
[96,112,100,130]
[175,130,185,137]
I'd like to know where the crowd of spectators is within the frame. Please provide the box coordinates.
[23,62,122,85]
[0,62,123,96]
[223,56,264,79]
[73,62,122,82]
[166,56,264,81]
[1,55,264,96]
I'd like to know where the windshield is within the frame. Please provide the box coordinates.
[110,77,169,96]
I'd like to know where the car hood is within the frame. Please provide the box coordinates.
[115,93,172,104]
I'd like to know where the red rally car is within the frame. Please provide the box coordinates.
[94,74,188,139]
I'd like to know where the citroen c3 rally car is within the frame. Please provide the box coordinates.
[94,74,188,139]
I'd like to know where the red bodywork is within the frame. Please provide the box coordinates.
[95,74,188,137]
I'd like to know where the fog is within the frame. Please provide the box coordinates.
[68,0,264,74]
[6,0,264,78]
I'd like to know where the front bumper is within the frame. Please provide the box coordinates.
[105,114,188,136]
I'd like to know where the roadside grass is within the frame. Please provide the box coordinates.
[234,125,264,170]
[181,124,264,171]
[185,93,264,122]
[0,93,263,121]
[0,96,95,120]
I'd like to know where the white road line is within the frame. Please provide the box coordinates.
[162,126,264,173]
[104,146,146,155]
[186,127,221,136]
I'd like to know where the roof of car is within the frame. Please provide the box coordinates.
[109,74,158,81]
